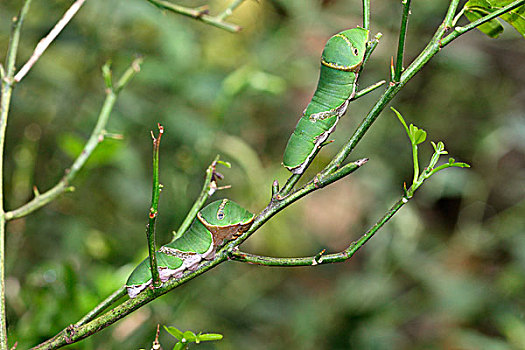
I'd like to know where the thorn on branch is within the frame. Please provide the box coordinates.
[320,139,335,148]
[312,249,326,265]
[356,158,369,167]
[390,56,395,81]
[152,324,161,350]
[194,5,209,17]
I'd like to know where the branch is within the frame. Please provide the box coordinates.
[362,0,370,30]
[440,0,525,47]
[361,32,382,72]
[0,1,34,348]
[14,0,86,83]
[147,124,164,288]
[4,58,142,221]
[351,80,386,101]
[393,0,412,82]
[146,0,242,33]
[230,197,407,266]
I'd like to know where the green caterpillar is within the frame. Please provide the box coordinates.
[126,199,254,298]
[283,27,369,174]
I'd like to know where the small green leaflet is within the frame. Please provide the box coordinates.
[463,0,525,38]
[164,326,223,348]
[126,199,254,298]
[282,27,369,174]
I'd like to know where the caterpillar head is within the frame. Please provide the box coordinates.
[197,199,255,243]
[321,27,369,72]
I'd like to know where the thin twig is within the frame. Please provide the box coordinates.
[362,0,370,30]
[4,58,142,221]
[146,0,241,32]
[361,32,382,73]
[394,0,412,82]
[147,124,164,288]
[230,197,407,266]
[216,0,247,21]
[0,1,34,348]
[351,80,386,101]
[451,7,465,27]
[14,0,86,83]
[172,155,226,239]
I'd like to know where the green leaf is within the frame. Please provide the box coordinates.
[216,160,231,168]
[407,124,427,145]
[413,128,427,145]
[164,326,184,340]
[391,107,410,136]
[454,162,471,168]
[464,0,525,38]
[173,342,186,350]
[500,3,525,37]
[464,7,505,38]
[197,333,223,342]
[182,331,197,342]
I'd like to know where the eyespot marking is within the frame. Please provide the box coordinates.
[217,199,228,220]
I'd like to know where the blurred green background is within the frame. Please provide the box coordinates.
[1,0,524,349]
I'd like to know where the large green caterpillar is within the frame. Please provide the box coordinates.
[283,27,369,174]
[126,199,255,298]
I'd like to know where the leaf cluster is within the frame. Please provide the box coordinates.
[164,326,223,350]
[464,0,525,38]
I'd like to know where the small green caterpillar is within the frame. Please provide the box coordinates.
[283,27,369,174]
[126,199,254,298]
